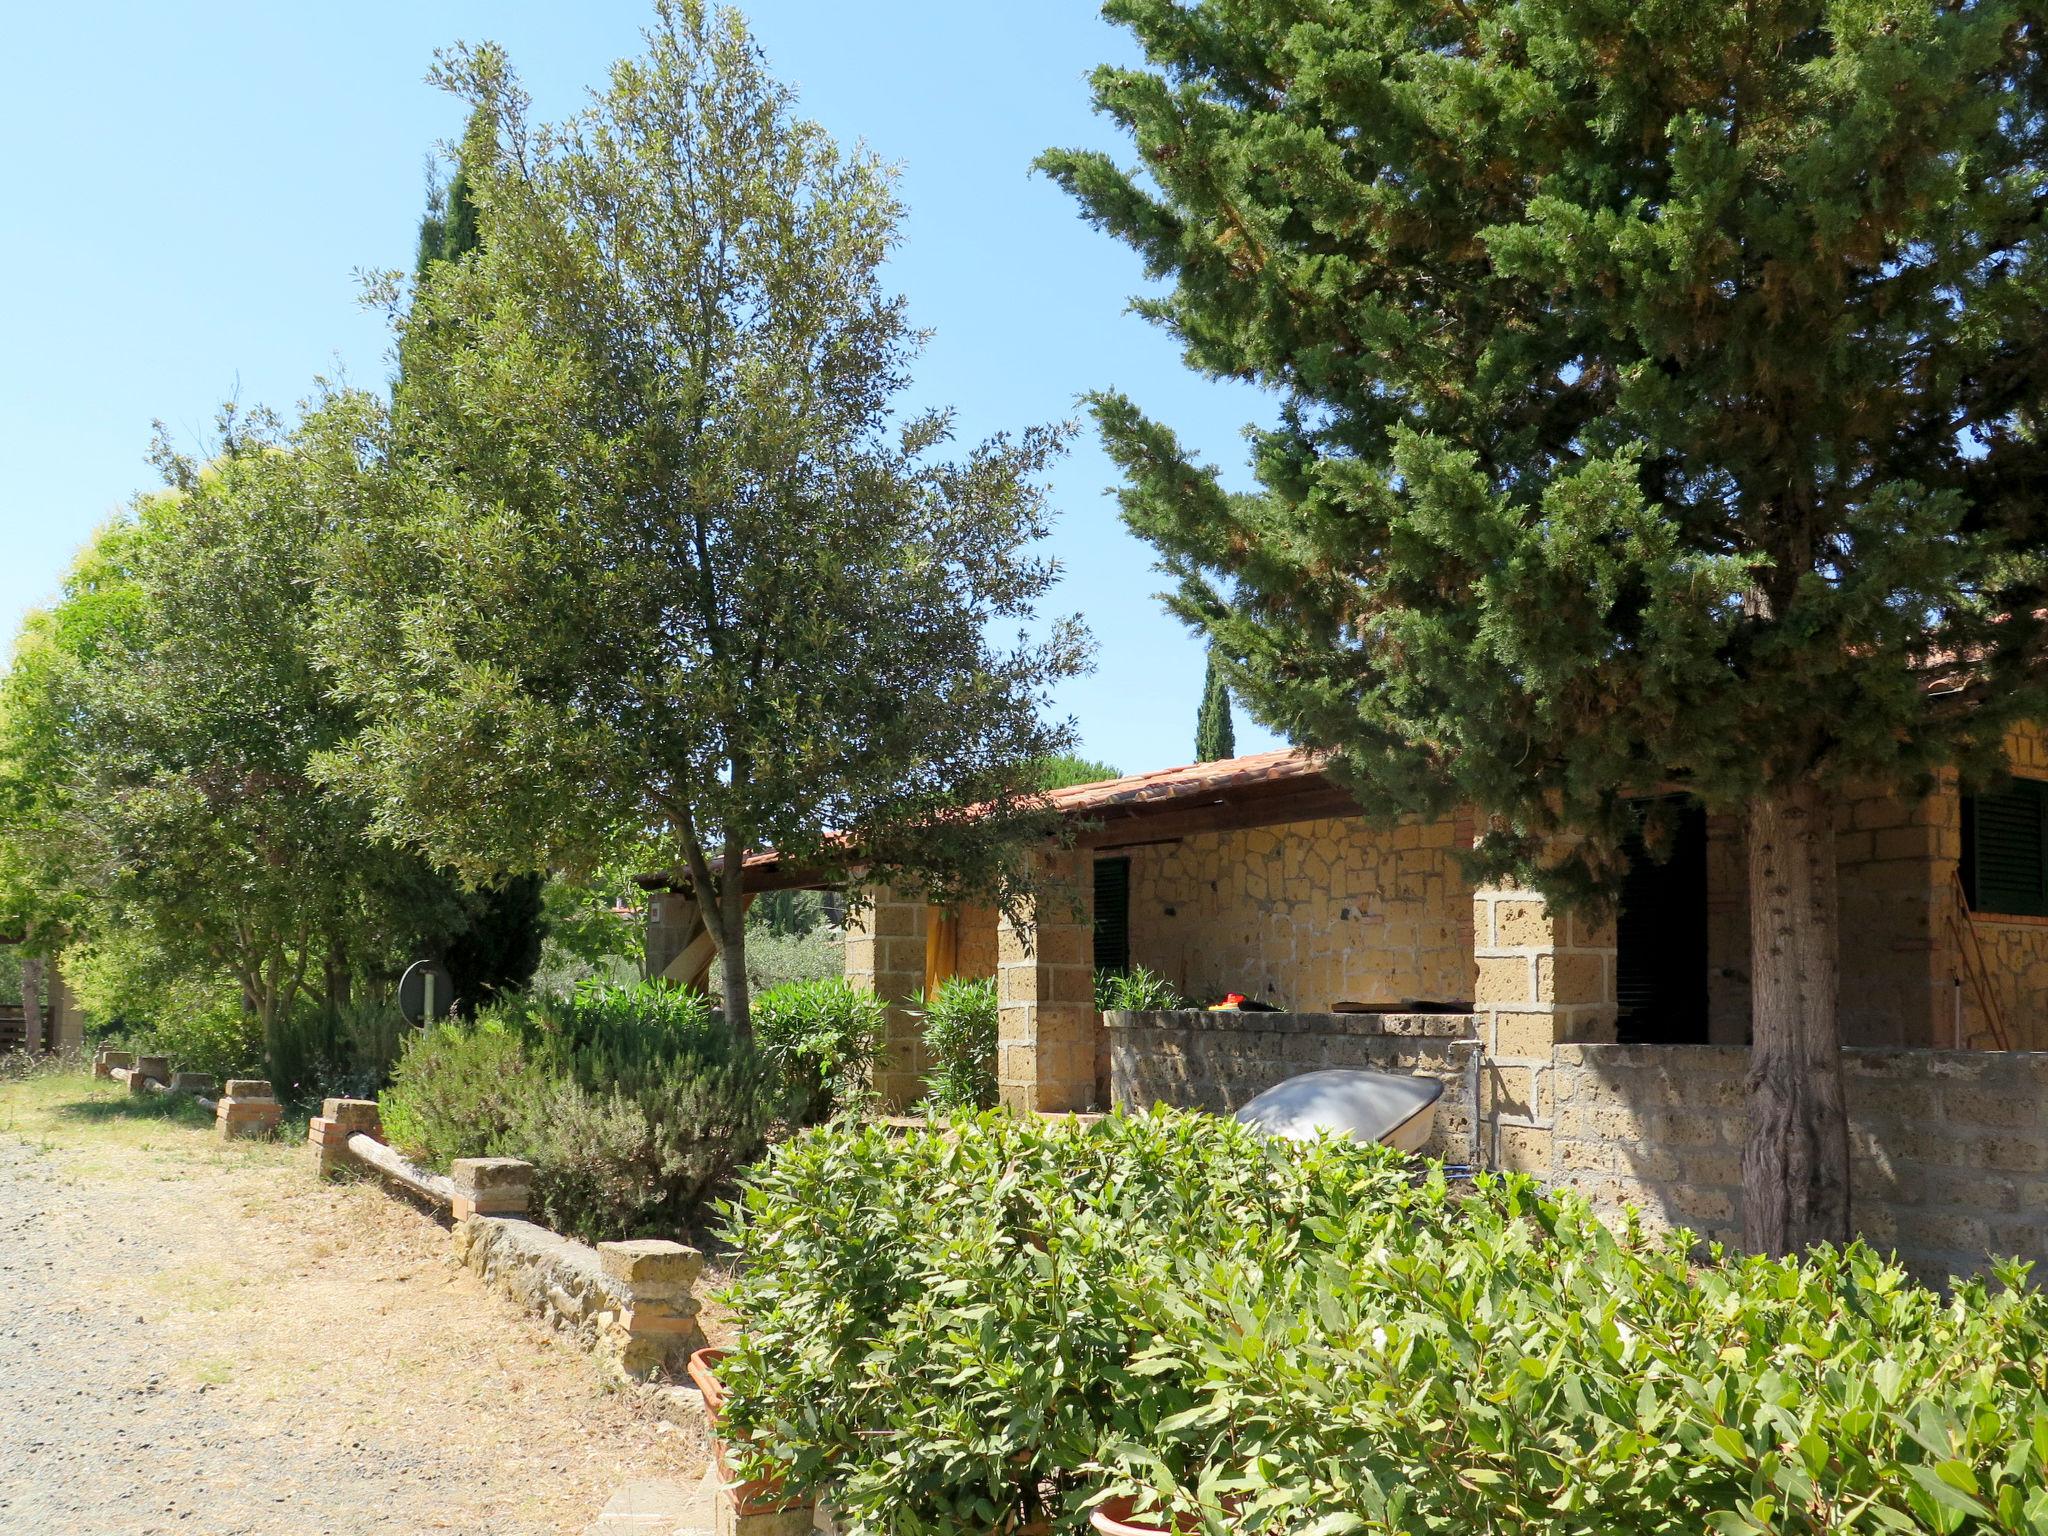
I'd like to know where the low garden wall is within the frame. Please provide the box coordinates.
[1546,1043,2048,1284]
[1105,1009,1480,1163]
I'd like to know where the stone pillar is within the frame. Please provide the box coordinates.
[450,1156,533,1221]
[309,1097,382,1178]
[997,850,1098,1115]
[46,966,84,1053]
[843,885,929,1110]
[215,1079,282,1140]
[1472,887,1616,1174]
[598,1239,707,1379]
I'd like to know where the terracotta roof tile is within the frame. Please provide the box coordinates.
[1040,747,1332,814]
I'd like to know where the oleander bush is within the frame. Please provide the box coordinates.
[753,977,886,1123]
[912,975,998,1111]
[715,1110,2048,1536]
[382,980,777,1240]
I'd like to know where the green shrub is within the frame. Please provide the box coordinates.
[1093,965,1185,1012]
[267,997,413,1104]
[716,1111,2048,1536]
[753,977,885,1123]
[381,981,776,1241]
[133,995,267,1083]
[912,976,997,1111]
[377,1013,544,1167]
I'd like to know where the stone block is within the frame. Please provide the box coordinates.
[124,1069,153,1097]
[133,1054,171,1083]
[451,1156,533,1219]
[168,1072,215,1095]
[1492,1010,1558,1059]
[93,1049,134,1080]
[1538,953,1606,1006]
[321,1097,382,1134]
[1475,956,1532,1006]
[223,1079,276,1100]
[599,1239,705,1300]
[1492,899,1553,949]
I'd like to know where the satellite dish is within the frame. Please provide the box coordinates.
[1235,1069,1445,1153]
[398,959,456,1025]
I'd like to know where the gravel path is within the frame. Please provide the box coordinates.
[0,1075,705,1535]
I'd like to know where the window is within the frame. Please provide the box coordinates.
[1963,780,2048,917]
[1093,857,1131,973]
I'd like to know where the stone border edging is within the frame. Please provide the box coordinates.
[308,1098,707,1382]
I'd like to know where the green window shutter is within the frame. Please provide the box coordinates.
[1093,857,1131,973]
[1966,780,2048,917]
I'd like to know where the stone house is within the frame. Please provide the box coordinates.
[645,729,2048,1282]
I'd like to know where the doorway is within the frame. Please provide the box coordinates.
[1615,800,1710,1044]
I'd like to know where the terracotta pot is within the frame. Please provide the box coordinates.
[689,1349,809,1517]
[1089,1493,1212,1536]
[687,1346,729,1424]
[715,1432,810,1517]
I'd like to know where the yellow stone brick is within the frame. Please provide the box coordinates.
[1493,899,1554,949]
[1492,1009,1560,1058]
[1474,955,1533,1006]
[1538,952,1605,1005]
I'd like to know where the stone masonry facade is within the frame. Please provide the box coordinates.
[1121,814,1473,1012]
[1543,1042,2048,1286]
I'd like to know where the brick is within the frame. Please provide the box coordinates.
[134,1055,171,1083]
[223,1079,276,1100]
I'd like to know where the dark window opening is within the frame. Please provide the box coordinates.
[1615,799,1710,1044]
[1093,857,1131,973]
[1963,780,2048,917]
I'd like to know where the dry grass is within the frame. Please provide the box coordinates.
[1,1069,709,1534]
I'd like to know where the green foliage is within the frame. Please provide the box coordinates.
[381,981,776,1240]
[444,873,547,1013]
[132,994,266,1084]
[1093,966,1185,1012]
[717,1112,2048,1536]
[318,0,1087,1042]
[377,1013,541,1168]
[1033,755,1121,791]
[911,975,997,1111]
[266,997,412,1105]
[752,977,886,1123]
[1041,0,2048,899]
[1192,649,1232,763]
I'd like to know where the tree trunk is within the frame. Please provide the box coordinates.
[719,832,751,1046]
[1742,777,1851,1255]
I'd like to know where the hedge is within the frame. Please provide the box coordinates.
[715,1111,2048,1536]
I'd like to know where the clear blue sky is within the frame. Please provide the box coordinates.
[0,1,1284,774]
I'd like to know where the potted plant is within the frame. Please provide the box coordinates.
[689,1347,810,1517]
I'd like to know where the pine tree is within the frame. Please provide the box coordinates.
[1194,648,1234,762]
[1044,0,2048,1253]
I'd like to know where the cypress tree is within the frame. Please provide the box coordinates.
[1044,0,2048,1253]
[1194,648,1234,762]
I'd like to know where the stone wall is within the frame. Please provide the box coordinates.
[1122,814,1473,1012]
[1106,1009,1479,1164]
[1705,785,1956,1051]
[451,1218,707,1380]
[1546,1042,2048,1284]
[1972,918,2048,1052]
